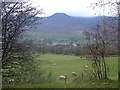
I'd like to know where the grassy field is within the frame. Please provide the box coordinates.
[26,32,84,40]
[40,54,118,82]
[3,54,118,88]
[24,32,88,44]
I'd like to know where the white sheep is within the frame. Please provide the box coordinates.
[53,63,56,66]
[8,79,14,83]
[60,75,66,80]
[82,58,86,60]
[72,72,76,76]
[84,65,88,68]
[59,75,67,82]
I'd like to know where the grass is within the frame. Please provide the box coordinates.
[23,32,88,44]
[3,80,118,88]
[40,54,118,82]
[3,54,118,88]
[40,54,91,81]
[105,57,118,79]
[26,32,84,40]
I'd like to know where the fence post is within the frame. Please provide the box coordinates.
[82,73,83,80]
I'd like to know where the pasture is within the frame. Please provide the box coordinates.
[40,54,118,82]
[3,54,118,88]
[24,32,88,45]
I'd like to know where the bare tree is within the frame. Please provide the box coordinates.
[84,0,119,79]
[1,1,43,77]
[84,23,110,79]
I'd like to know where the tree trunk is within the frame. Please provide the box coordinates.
[103,57,107,79]
[104,62,107,79]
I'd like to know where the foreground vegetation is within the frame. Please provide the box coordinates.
[3,80,118,88]
[3,54,118,88]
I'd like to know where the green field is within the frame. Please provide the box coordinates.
[24,32,88,44]
[3,54,118,88]
[40,54,118,80]
[40,54,118,86]
[26,32,84,40]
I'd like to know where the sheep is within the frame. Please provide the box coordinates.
[82,58,86,60]
[60,75,66,80]
[72,72,76,76]
[8,79,14,84]
[59,75,67,83]
[53,63,56,66]
[103,83,108,85]
[84,65,88,68]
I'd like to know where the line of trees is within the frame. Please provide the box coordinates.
[34,43,117,56]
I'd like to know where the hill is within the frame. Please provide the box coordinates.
[30,13,91,35]
[24,13,117,44]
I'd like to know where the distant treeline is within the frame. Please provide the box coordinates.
[35,44,118,56]
[17,38,118,56]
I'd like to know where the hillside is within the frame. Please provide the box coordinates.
[72,16,100,31]
[24,13,117,45]
[29,13,90,35]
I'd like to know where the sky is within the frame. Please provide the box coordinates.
[30,0,114,17]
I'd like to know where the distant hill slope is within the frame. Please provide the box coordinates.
[30,13,93,35]
[72,17,100,31]
[25,13,101,42]
[28,13,117,35]
[24,13,118,44]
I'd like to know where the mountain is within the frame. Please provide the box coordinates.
[72,17,100,31]
[28,13,117,35]
[30,13,91,35]
[24,13,118,44]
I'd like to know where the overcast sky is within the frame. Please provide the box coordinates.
[30,0,112,17]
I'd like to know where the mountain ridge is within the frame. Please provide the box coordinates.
[30,13,93,35]
[29,13,114,36]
